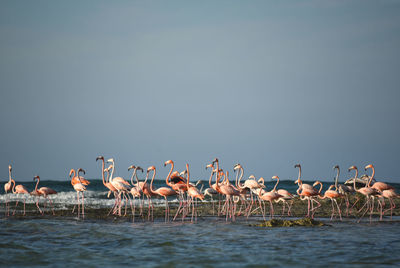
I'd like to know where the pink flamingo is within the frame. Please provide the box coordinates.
[11,178,29,216]
[313,181,343,220]
[213,159,240,221]
[4,165,13,216]
[294,164,321,219]
[128,165,143,221]
[257,176,282,220]
[164,160,188,221]
[333,165,354,216]
[184,163,204,222]
[146,166,176,222]
[380,189,399,219]
[106,158,133,216]
[270,175,294,217]
[33,175,57,215]
[70,169,87,219]
[349,165,380,222]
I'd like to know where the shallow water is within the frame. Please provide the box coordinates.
[1,217,400,267]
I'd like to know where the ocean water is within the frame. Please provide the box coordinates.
[1,217,400,267]
[1,179,400,267]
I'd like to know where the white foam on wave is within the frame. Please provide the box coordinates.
[0,191,184,210]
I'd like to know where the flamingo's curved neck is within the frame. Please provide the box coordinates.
[149,169,156,193]
[316,182,323,194]
[237,167,244,189]
[225,171,230,185]
[35,177,40,192]
[367,167,375,187]
[273,177,279,192]
[109,161,115,183]
[130,168,137,186]
[208,165,214,188]
[11,180,16,193]
[186,164,190,188]
[352,168,359,191]
[297,166,301,181]
[215,162,220,191]
[100,159,105,186]
[166,162,174,187]
[8,167,12,183]
[334,167,340,190]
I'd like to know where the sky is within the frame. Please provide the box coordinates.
[1,0,400,183]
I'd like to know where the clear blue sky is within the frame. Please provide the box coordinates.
[1,0,399,182]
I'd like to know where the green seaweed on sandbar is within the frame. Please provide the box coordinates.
[251,218,325,227]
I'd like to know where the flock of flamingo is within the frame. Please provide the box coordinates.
[3,157,399,223]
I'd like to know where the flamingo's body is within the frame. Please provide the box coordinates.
[294,164,321,219]
[33,176,57,215]
[12,179,29,216]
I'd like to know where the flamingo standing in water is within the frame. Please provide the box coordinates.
[333,165,354,216]
[348,166,380,222]
[106,158,133,216]
[33,175,57,215]
[257,176,282,220]
[164,160,188,221]
[313,181,343,221]
[213,159,241,221]
[294,164,321,219]
[128,165,143,221]
[70,168,88,219]
[11,178,30,216]
[96,156,118,215]
[146,166,176,222]
[184,163,204,222]
[270,175,294,217]
[4,165,14,216]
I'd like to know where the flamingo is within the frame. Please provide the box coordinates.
[270,175,294,217]
[333,165,354,216]
[349,166,380,222]
[70,168,87,219]
[106,158,133,216]
[164,160,188,221]
[184,163,204,222]
[128,165,143,221]
[11,178,29,216]
[313,181,343,220]
[380,188,399,219]
[212,159,241,221]
[33,175,57,215]
[146,166,176,222]
[367,164,394,191]
[4,165,14,216]
[70,168,90,186]
[233,164,252,217]
[206,162,223,216]
[257,176,282,220]
[294,164,321,219]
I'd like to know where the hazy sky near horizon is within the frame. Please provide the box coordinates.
[1,0,400,183]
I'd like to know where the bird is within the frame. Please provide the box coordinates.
[257,177,283,220]
[70,168,90,186]
[367,164,394,192]
[128,165,143,221]
[164,160,188,221]
[184,163,204,222]
[4,165,14,216]
[106,158,132,216]
[11,177,30,216]
[313,181,343,221]
[146,165,176,222]
[212,158,241,221]
[70,168,87,219]
[33,175,57,215]
[96,156,118,212]
[349,165,380,223]
[270,175,294,217]
[333,165,354,216]
[294,164,321,219]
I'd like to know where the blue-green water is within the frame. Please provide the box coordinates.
[2,180,400,267]
[1,217,400,267]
